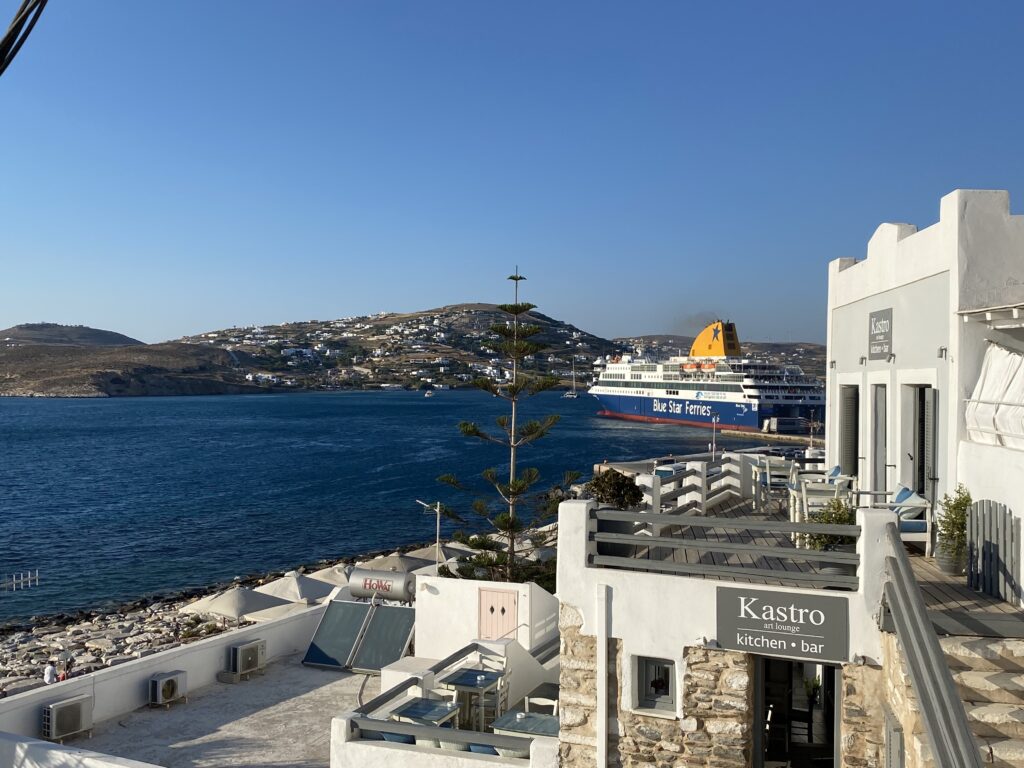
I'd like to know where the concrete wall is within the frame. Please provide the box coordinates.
[0,604,325,739]
[0,732,161,768]
[414,576,557,659]
[556,500,887,667]
[330,713,557,768]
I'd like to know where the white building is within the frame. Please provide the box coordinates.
[827,189,1024,589]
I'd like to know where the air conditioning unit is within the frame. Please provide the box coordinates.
[41,694,93,742]
[149,670,188,707]
[230,638,266,675]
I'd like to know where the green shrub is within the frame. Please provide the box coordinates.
[937,484,972,562]
[585,469,643,510]
[807,498,857,551]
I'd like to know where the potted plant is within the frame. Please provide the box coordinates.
[803,675,821,709]
[807,498,858,577]
[935,484,971,575]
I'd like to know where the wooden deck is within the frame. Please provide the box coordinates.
[643,496,841,589]
[908,552,1024,637]
[634,495,1024,636]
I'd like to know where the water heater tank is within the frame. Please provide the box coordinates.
[347,568,416,602]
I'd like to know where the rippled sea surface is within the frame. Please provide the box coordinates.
[0,391,760,621]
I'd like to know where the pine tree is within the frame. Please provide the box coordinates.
[439,269,564,582]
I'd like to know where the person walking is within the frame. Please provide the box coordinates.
[43,661,57,685]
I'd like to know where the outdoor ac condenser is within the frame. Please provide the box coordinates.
[41,693,94,741]
[149,670,188,706]
[230,638,266,675]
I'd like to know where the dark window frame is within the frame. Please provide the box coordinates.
[637,656,675,712]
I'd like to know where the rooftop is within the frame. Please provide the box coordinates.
[84,653,377,768]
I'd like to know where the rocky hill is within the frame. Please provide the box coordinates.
[0,308,825,397]
[0,323,143,347]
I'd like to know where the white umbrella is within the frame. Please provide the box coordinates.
[404,543,474,562]
[307,564,352,587]
[179,586,290,622]
[254,571,336,603]
[357,553,433,573]
[242,600,317,623]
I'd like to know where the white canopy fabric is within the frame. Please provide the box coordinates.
[179,586,291,621]
[307,565,352,587]
[254,571,336,603]
[357,553,433,573]
[967,343,1024,449]
[404,543,474,562]
[242,600,317,623]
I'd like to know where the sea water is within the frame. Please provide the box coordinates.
[0,391,760,621]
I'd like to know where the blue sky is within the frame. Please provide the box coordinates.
[2,2,1023,344]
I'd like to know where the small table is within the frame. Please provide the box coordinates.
[491,711,559,738]
[438,667,502,730]
[389,696,460,727]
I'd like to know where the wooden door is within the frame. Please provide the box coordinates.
[478,588,518,641]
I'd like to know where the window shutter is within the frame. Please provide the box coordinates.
[840,387,860,476]
[923,388,938,501]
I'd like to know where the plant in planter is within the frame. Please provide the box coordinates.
[803,675,821,708]
[806,498,858,551]
[935,483,971,575]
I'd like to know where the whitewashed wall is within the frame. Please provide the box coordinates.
[414,576,557,659]
[330,714,557,768]
[0,732,161,768]
[0,604,325,738]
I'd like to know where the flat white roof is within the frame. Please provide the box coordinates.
[84,653,377,768]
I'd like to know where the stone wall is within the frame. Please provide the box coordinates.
[840,662,886,768]
[559,603,754,768]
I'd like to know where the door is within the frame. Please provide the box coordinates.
[872,385,887,493]
[479,589,518,641]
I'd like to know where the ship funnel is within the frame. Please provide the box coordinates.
[689,321,741,357]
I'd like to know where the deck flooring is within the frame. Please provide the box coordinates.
[632,494,1024,636]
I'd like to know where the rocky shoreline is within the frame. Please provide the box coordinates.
[0,541,433,698]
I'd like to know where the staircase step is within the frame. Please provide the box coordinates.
[942,636,1024,672]
[912,731,1024,767]
[956,671,1024,705]
[967,702,1024,740]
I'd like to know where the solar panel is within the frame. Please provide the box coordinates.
[349,605,415,672]
[302,600,371,669]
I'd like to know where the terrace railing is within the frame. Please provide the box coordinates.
[878,522,983,768]
[347,641,536,759]
[586,508,861,590]
[638,454,747,515]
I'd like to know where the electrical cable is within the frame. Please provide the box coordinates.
[0,0,48,78]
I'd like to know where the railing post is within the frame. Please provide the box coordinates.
[857,507,896,621]
[636,473,661,513]
[683,461,707,513]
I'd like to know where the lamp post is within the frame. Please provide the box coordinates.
[415,499,443,575]
[710,413,720,460]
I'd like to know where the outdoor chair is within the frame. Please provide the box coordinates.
[756,457,794,513]
[524,696,558,716]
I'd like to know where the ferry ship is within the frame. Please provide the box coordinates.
[588,320,824,432]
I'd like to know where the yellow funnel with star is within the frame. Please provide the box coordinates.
[689,321,741,357]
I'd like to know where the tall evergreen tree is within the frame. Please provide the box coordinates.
[439,269,562,581]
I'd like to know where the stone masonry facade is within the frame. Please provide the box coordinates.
[559,603,753,768]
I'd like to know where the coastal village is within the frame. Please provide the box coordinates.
[2,189,1024,768]
[6,4,1024,768]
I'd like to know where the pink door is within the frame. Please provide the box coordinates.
[478,588,518,641]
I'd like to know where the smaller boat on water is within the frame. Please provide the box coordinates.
[563,358,579,399]
[424,390,435,398]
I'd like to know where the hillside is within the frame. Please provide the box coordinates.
[0,343,268,398]
[0,306,826,397]
[0,323,143,347]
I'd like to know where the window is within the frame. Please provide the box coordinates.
[637,657,674,711]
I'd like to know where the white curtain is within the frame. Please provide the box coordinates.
[967,343,1024,448]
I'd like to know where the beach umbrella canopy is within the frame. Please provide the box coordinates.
[357,553,433,573]
[307,564,352,587]
[179,586,290,621]
[254,571,336,603]
[404,543,474,562]
[242,600,317,623]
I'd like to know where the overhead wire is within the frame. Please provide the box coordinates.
[0,0,48,78]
